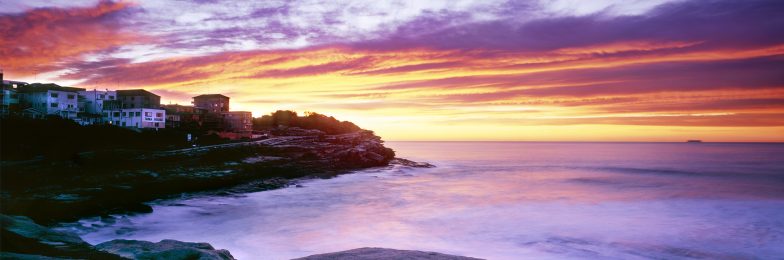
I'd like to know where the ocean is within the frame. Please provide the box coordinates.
[64,142,784,259]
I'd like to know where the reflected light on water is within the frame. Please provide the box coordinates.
[65,142,784,259]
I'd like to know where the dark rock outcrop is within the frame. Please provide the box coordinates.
[390,158,436,168]
[0,215,122,259]
[271,126,327,136]
[3,215,481,260]
[0,252,70,259]
[293,247,483,260]
[95,239,235,260]
[1,214,235,260]
[1,130,399,224]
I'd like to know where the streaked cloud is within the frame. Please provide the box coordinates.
[1,0,782,141]
[0,0,145,77]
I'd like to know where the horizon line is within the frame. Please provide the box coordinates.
[384,140,784,144]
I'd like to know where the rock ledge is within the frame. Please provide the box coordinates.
[294,247,483,260]
[96,239,235,260]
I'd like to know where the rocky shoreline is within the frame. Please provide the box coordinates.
[0,129,459,259]
[3,214,478,259]
[0,130,399,225]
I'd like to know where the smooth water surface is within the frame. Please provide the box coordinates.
[65,142,784,259]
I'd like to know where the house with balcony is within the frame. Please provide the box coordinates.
[17,83,85,120]
[193,94,230,130]
[162,104,206,129]
[78,90,117,114]
[222,111,253,132]
[193,94,229,113]
[77,90,117,125]
[104,89,166,129]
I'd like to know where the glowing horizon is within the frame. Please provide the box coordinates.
[2,0,783,142]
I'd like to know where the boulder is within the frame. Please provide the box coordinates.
[95,239,235,260]
[293,247,483,260]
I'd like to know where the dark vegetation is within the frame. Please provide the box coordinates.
[0,111,392,225]
[253,110,361,134]
[0,116,227,161]
[1,110,363,161]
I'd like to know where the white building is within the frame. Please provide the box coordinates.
[78,90,117,114]
[105,108,166,129]
[19,84,84,120]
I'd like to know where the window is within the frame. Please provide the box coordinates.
[51,103,58,108]
[135,112,141,116]
[156,112,163,117]
[113,112,120,117]
[67,94,75,99]
[122,112,127,117]
[100,94,105,99]
[145,112,152,117]
[155,122,159,127]
[122,122,126,126]
[110,96,115,100]
[50,93,58,98]
[131,97,135,101]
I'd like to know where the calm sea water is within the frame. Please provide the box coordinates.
[66,142,784,259]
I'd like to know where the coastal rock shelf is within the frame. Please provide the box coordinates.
[0,130,404,225]
[95,239,235,260]
[0,128,443,259]
[3,214,480,260]
[295,247,483,260]
[0,214,123,259]
[2,214,236,259]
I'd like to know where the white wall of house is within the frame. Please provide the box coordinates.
[105,108,166,129]
[78,90,117,114]
[24,90,79,119]
[1,88,18,115]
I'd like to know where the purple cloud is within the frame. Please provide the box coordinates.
[355,0,784,52]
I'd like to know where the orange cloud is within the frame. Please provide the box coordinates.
[44,40,781,143]
[0,0,145,78]
[5,0,783,142]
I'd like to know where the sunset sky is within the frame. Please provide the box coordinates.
[1,0,783,141]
